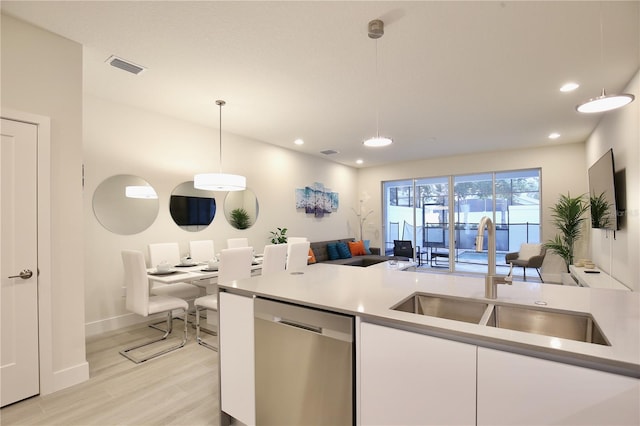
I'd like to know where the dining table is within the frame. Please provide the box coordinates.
[146,256,263,287]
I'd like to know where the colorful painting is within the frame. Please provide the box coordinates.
[295,182,338,217]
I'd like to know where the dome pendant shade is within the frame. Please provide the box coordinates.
[194,173,246,191]
[194,99,247,192]
[363,136,393,147]
[576,89,635,113]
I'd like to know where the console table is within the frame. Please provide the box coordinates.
[567,265,629,291]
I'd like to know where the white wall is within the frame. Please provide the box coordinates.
[1,14,88,391]
[585,69,639,291]
[83,95,359,334]
[357,142,589,282]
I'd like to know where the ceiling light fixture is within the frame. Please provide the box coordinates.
[363,19,393,148]
[194,100,247,191]
[560,82,579,92]
[576,4,634,113]
[548,132,561,140]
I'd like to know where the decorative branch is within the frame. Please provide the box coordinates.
[352,199,373,241]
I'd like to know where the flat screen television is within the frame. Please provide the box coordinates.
[169,195,216,226]
[588,149,618,230]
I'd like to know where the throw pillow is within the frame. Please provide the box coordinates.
[326,243,340,260]
[518,243,542,260]
[336,242,352,259]
[363,239,372,255]
[308,248,317,264]
[348,240,366,256]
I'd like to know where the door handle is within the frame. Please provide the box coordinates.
[8,269,33,279]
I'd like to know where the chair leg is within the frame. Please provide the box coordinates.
[536,268,544,283]
[523,266,527,281]
[149,307,196,332]
[195,306,218,351]
[120,310,188,364]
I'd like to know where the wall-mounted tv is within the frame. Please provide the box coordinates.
[588,149,618,230]
[169,195,216,226]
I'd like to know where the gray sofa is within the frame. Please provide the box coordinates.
[309,238,391,267]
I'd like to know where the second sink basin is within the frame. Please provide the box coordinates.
[485,304,609,346]
[392,293,489,324]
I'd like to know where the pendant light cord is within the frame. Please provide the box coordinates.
[375,38,380,138]
[216,99,225,173]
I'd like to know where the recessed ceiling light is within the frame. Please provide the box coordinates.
[294,138,304,145]
[548,132,561,140]
[356,159,364,165]
[560,82,579,92]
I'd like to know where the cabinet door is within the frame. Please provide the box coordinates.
[477,347,640,426]
[359,322,476,425]
[219,292,255,425]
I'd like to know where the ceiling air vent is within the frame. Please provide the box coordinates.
[320,149,339,155]
[105,55,146,75]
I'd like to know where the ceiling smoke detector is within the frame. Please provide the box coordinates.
[106,55,146,75]
[320,149,339,155]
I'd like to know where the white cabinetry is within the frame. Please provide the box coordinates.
[219,292,255,425]
[359,322,476,425]
[477,347,640,426]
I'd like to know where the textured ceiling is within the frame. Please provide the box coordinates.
[2,1,639,167]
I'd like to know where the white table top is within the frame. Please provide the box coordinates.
[219,261,640,378]
[147,262,262,284]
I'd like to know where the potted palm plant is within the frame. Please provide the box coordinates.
[544,193,589,271]
[230,208,251,229]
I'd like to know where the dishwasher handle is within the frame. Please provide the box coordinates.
[276,317,322,334]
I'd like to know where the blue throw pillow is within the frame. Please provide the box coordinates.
[336,242,352,259]
[363,239,372,255]
[327,243,340,260]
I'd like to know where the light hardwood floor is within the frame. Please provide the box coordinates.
[1,322,220,425]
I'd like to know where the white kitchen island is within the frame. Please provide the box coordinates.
[217,262,640,426]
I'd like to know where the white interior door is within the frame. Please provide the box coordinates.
[1,118,39,407]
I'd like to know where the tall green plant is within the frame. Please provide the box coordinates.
[544,193,589,271]
[590,192,612,229]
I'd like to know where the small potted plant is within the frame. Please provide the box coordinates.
[270,227,288,244]
[230,208,251,229]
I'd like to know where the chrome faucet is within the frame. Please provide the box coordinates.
[476,216,512,299]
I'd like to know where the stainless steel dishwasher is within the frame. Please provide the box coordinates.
[254,297,354,425]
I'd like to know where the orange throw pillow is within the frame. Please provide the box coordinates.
[308,248,317,264]
[348,240,366,256]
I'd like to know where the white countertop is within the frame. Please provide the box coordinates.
[569,265,630,291]
[219,262,640,378]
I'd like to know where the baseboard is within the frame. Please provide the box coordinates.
[48,361,90,395]
[85,310,188,337]
[85,312,157,337]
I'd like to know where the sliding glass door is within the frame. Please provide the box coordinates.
[382,169,540,275]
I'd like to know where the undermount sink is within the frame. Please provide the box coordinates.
[392,293,489,324]
[485,304,610,346]
[391,293,609,346]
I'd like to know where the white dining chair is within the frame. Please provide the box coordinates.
[119,250,188,364]
[194,246,253,350]
[189,239,215,262]
[227,237,249,249]
[261,244,288,276]
[148,243,201,330]
[286,241,311,271]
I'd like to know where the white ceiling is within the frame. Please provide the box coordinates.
[2,1,639,168]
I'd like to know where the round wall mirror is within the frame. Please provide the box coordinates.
[224,189,259,229]
[169,181,217,231]
[93,174,159,235]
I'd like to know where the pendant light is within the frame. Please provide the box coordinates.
[576,4,635,113]
[363,19,393,147]
[194,100,247,191]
